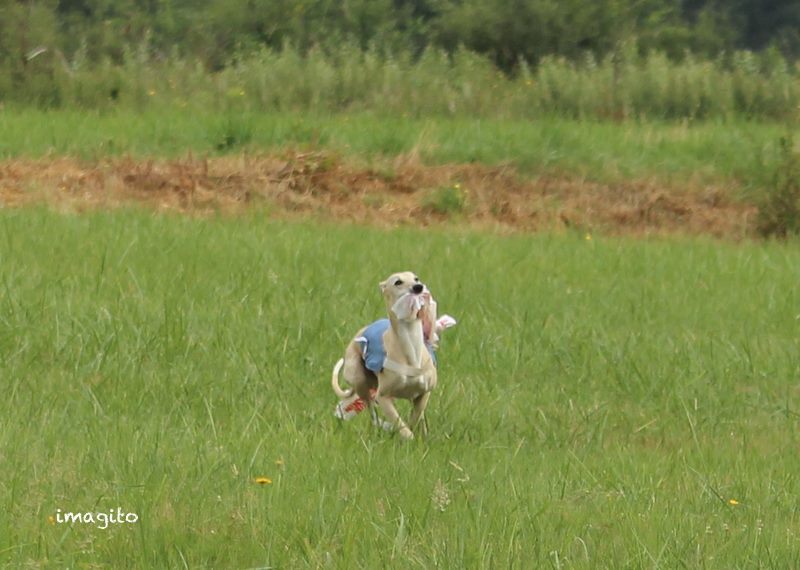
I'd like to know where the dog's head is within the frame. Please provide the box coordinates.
[379,271,429,323]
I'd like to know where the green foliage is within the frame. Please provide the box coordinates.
[0,0,60,105]
[434,0,694,70]
[2,0,800,101]
[1,0,799,119]
[757,136,800,238]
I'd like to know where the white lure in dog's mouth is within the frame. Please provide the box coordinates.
[390,289,431,321]
[391,289,437,343]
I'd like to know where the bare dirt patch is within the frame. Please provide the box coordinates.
[0,152,756,238]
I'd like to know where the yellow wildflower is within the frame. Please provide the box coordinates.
[254,477,272,485]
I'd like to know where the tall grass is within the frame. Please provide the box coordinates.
[6,42,800,121]
[1,208,799,567]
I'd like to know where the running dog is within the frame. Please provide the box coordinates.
[331,271,451,440]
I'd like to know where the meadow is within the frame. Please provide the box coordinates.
[1,207,798,568]
[2,8,800,567]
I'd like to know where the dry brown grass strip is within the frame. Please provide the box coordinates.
[0,153,756,238]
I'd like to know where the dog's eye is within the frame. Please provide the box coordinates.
[414,277,420,282]
[394,279,403,286]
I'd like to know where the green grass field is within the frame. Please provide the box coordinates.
[1,207,798,567]
[0,108,791,191]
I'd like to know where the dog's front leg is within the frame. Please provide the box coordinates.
[408,392,431,437]
[375,395,414,440]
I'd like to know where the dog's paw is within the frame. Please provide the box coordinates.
[399,427,415,440]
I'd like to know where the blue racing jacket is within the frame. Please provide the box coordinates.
[355,318,437,373]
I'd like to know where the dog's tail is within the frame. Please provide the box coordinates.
[331,358,353,399]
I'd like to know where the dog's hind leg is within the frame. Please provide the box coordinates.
[343,349,371,389]
[368,403,394,432]
[369,402,380,427]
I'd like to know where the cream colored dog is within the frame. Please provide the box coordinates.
[331,271,439,440]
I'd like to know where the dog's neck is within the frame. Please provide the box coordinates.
[389,314,425,368]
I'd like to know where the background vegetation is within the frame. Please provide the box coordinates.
[1,0,799,120]
[3,41,800,121]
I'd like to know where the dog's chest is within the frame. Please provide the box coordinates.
[390,370,436,399]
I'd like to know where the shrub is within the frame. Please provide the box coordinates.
[756,136,800,238]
